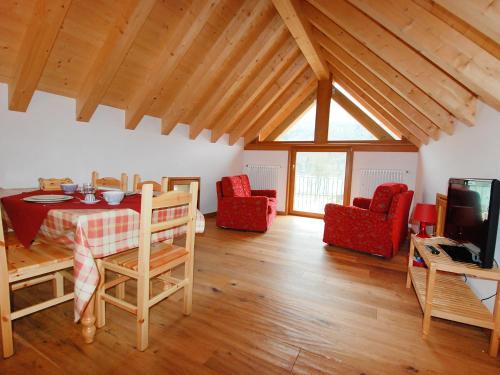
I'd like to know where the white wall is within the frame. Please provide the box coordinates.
[419,101,500,310]
[243,150,288,212]
[0,84,244,214]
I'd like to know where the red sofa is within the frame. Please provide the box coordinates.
[216,175,277,232]
[323,183,414,258]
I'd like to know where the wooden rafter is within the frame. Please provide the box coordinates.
[308,0,476,126]
[271,0,329,80]
[304,2,454,135]
[315,29,440,140]
[187,14,283,140]
[434,0,500,45]
[124,1,218,130]
[159,0,271,135]
[242,69,316,144]
[331,67,421,147]
[228,54,310,144]
[348,0,500,111]
[332,90,393,141]
[76,0,155,122]
[210,41,300,143]
[265,91,316,141]
[8,0,71,112]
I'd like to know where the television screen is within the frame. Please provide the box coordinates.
[444,178,500,268]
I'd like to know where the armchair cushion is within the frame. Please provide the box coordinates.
[369,183,407,213]
[221,176,250,198]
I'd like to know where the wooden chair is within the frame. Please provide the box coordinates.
[95,182,198,351]
[91,171,128,191]
[132,175,168,193]
[0,210,74,358]
[38,177,73,191]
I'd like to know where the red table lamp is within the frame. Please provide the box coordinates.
[413,203,437,238]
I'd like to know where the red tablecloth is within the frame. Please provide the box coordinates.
[1,190,141,247]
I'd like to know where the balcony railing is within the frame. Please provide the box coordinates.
[293,174,345,214]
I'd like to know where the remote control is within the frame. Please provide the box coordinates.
[426,245,440,255]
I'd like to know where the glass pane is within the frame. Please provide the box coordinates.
[328,99,376,141]
[293,152,347,214]
[277,102,315,141]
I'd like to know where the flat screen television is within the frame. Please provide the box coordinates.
[444,178,500,268]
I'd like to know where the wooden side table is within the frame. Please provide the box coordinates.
[407,234,500,357]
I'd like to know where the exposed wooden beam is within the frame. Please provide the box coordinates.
[331,67,422,147]
[328,60,429,145]
[124,1,218,130]
[348,0,500,111]
[159,0,271,135]
[245,140,419,152]
[228,54,310,144]
[187,14,283,140]
[315,29,440,139]
[210,41,300,143]
[243,70,316,144]
[434,0,500,45]
[304,2,454,135]
[8,0,71,111]
[332,90,393,141]
[265,91,316,141]
[308,0,476,125]
[414,0,500,60]
[271,0,329,80]
[76,0,155,122]
[314,79,331,143]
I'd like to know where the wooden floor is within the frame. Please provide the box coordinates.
[1,216,499,374]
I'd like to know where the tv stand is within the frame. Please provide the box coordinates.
[407,234,500,357]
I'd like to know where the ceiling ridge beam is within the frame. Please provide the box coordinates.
[264,91,316,141]
[76,0,155,122]
[228,55,310,144]
[159,0,268,135]
[308,0,476,126]
[186,15,285,140]
[348,0,500,111]
[315,29,440,140]
[241,68,316,144]
[271,0,329,80]
[210,41,301,143]
[124,0,218,130]
[8,0,72,112]
[304,2,454,135]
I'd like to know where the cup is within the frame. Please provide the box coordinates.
[61,183,78,194]
[102,191,125,205]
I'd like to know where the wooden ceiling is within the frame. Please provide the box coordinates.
[0,0,499,148]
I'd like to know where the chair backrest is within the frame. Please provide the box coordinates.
[220,175,251,198]
[388,190,414,255]
[92,171,128,191]
[137,182,198,279]
[38,177,73,191]
[369,183,408,214]
[133,175,168,193]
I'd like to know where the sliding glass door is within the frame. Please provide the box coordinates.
[290,149,351,217]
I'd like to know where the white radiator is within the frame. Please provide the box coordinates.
[243,164,282,190]
[359,168,407,197]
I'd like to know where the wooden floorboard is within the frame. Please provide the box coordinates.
[1,216,499,374]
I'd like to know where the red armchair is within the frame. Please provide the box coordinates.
[216,175,277,232]
[323,183,414,258]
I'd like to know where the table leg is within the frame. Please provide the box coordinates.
[423,265,436,337]
[488,282,500,357]
[81,294,96,344]
[406,239,415,289]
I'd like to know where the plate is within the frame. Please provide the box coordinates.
[23,195,74,203]
[79,199,101,205]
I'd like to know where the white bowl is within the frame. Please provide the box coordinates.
[60,183,78,194]
[102,191,125,205]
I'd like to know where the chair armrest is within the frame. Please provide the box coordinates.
[353,197,371,209]
[221,196,269,210]
[324,203,387,226]
[251,189,277,198]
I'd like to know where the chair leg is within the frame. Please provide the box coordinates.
[183,258,193,316]
[52,272,64,297]
[136,278,150,351]
[0,283,13,358]
[95,260,106,328]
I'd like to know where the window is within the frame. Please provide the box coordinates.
[277,103,315,141]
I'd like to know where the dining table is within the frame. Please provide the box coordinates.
[1,188,205,344]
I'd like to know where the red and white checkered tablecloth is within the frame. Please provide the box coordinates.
[38,207,205,321]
